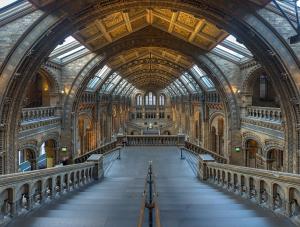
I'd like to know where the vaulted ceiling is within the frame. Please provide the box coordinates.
[28,0,270,95]
[107,47,192,90]
[74,8,228,52]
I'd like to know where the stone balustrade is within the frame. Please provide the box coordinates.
[74,141,119,164]
[246,106,282,122]
[0,161,101,226]
[184,141,227,164]
[126,135,185,146]
[21,106,59,122]
[200,160,300,225]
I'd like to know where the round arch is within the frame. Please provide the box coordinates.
[0,0,299,173]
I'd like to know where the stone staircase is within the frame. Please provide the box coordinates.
[8,147,295,227]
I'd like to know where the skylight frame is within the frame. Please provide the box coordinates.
[190,65,215,90]
[86,65,112,91]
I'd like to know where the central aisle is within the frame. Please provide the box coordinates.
[9,147,295,227]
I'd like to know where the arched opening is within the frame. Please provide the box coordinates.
[210,127,217,153]
[252,73,280,108]
[18,148,36,172]
[245,139,259,168]
[266,149,284,172]
[289,188,300,218]
[136,94,143,106]
[145,92,156,106]
[0,188,14,217]
[77,115,95,156]
[23,72,56,108]
[38,139,57,169]
[209,114,225,155]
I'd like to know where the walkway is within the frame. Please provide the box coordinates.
[8,147,295,227]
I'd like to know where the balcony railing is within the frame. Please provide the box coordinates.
[246,106,282,122]
[184,141,227,164]
[0,161,100,225]
[74,141,119,164]
[126,135,185,146]
[21,106,59,122]
[198,156,300,226]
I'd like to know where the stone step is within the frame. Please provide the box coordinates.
[8,147,295,227]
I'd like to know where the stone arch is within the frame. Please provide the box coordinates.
[241,65,264,94]
[38,68,60,94]
[242,132,264,151]
[18,140,39,155]
[38,132,60,148]
[263,140,285,157]
[17,141,38,171]
[0,1,300,173]
[209,112,226,156]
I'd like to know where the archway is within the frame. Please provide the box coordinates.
[210,127,217,153]
[266,149,284,171]
[209,114,225,156]
[245,139,260,168]
[18,148,36,172]
[23,70,58,108]
[0,1,300,174]
[39,139,57,169]
[77,114,95,156]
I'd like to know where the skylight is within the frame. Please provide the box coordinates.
[225,35,246,48]
[0,0,19,9]
[86,65,111,90]
[54,36,76,50]
[100,73,122,93]
[113,80,128,95]
[56,46,85,59]
[215,45,245,59]
[181,73,197,93]
[191,65,215,89]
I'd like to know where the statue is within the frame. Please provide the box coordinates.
[273,193,282,210]
[234,184,240,194]
[4,200,12,217]
[250,188,257,201]
[291,199,300,216]
[55,185,60,198]
[34,189,41,205]
[62,183,67,194]
[241,185,247,197]
[69,180,73,191]
[21,194,28,209]
[261,189,268,205]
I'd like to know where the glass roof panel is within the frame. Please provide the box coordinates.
[191,65,215,89]
[100,73,122,93]
[113,80,128,95]
[215,45,245,59]
[181,73,196,92]
[0,0,18,9]
[54,36,76,50]
[225,35,246,48]
[56,46,86,59]
[86,65,111,90]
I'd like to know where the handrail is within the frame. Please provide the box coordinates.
[184,141,227,164]
[203,161,300,225]
[137,161,161,227]
[74,141,119,163]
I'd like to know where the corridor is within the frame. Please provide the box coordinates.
[8,147,295,227]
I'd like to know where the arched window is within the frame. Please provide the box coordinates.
[159,95,165,106]
[145,92,156,106]
[136,94,142,106]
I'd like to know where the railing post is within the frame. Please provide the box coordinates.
[180,148,185,160]
[117,148,121,160]
[198,154,215,181]
[148,161,153,227]
[86,154,104,180]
